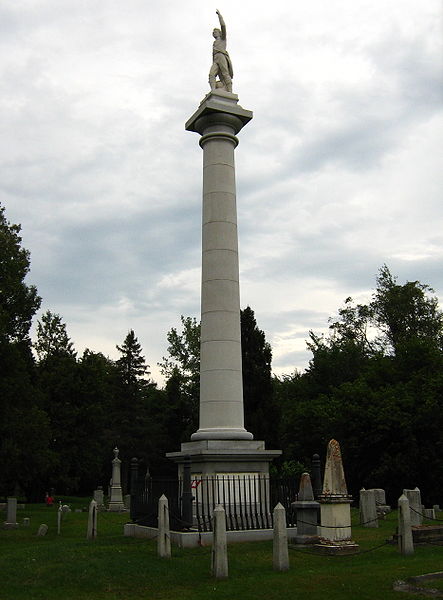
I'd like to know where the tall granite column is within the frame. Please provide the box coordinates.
[186,90,253,441]
[167,90,281,476]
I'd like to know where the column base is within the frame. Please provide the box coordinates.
[191,427,253,441]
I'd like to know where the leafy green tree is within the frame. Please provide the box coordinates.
[278,266,443,503]
[159,316,200,438]
[372,265,443,355]
[0,203,50,498]
[0,205,41,343]
[34,310,76,361]
[241,306,280,446]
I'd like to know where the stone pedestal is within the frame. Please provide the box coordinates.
[108,447,125,512]
[315,440,359,555]
[168,439,280,477]
[292,472,320,544]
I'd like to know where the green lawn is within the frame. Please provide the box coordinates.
[1,500,442,600]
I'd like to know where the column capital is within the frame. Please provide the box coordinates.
[186,90,252,136]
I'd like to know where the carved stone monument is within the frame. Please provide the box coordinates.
[315,439,359,554]
[167,12,281,482]
[292,472,320,543]
[108,447,125,512]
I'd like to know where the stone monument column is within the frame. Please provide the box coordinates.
[166,13,281,478]
[186,90,253,441]
[108,447,125,512]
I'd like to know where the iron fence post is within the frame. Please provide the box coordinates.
[181,454,193,529]
[130,457,138,522]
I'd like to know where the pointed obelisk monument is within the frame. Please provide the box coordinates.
[315,439,359,554]
[167,10,281,477]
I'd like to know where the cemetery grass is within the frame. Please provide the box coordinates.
[1,502,442,600]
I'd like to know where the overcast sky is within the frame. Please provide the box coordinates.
[2,0,442,384]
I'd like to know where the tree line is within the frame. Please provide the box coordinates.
[1,203,442,505]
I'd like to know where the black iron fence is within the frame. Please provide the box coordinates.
[130,460,298,532]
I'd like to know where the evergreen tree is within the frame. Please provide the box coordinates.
[35,312,80,492]
[116,329,149,388]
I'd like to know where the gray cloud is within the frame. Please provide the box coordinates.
[2,1,442,385]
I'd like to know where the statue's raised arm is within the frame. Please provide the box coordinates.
[216,9,227,40]
[209,9,233,93]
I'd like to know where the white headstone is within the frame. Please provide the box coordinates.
[37,524,48,536]
[212,505,228,579]
[273,503,289,571]
[398,494,414,555]
[5,497,18,528]
[87,500,98,540]
[157,495,171,558]
[403,488,422,526]
[359,489,378,528]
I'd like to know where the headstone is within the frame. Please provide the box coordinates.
[423,508,436,520]
[359,489,378,528]
[87,500,98,540]
[37,524,48,536]
[398,494,414,555]
[157,495,171,558]
[23,517,30,527]
[108,447,126,511]
[57,504,62,535]
[273,503,289,571]
[292,472,320,543]
[93,486,104,507]
[403,488,422,526]
[4,497,18,529]
[369,488,391,516]
[124,494,131,510]
[212,505,228,579]
[316,439,359,555]
[433,504,441,512]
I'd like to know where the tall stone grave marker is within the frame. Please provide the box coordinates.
[108,447,125,512]
[273,503,289,571]
[212,505,228,579]
[157,495,171,559]
[398,494,414,555]
[316,439,359,554]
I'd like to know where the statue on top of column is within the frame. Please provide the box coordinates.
[209,10,233,93]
